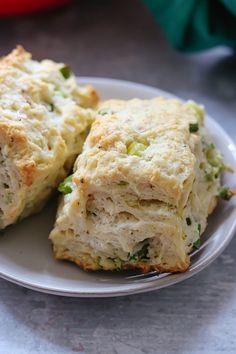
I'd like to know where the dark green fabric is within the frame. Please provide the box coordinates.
[144,0,236,52]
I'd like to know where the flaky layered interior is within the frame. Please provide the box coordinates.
[50,98,225,273]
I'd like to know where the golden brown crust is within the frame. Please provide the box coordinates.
[0,45,30,66]
[53,250,99,271]
[53,248,190,273]
[208,196,218,215]
[82,85,100,108]
[19,161,37,187]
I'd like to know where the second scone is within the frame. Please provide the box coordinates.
[0,46,99,229]
[49,97,226,273]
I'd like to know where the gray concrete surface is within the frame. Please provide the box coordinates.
[0,1,236,353]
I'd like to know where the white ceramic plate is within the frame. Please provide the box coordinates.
[0,77,235,297]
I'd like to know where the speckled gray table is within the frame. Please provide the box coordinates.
[0,1,236,353]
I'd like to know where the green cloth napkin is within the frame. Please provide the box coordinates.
[144,0,236,52]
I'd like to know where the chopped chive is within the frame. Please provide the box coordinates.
[186,217,192,226]
[199,162,205,169]
[98,109,108,116]
[98,109,115,116]
[49,103,54,112]
[54,90,68,98]
[59,65,71,79]
[205,172,214,182]
[58,175,73,194]
[87,210,97,217]
[127,141,147,157]
[129,240,149,262]
[117,181,129,186]
[219,186,235,201]
[193,238,201,249]
[198,224,201,234]
[189,123,199,133]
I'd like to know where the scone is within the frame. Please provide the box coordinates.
[0,46,99,229]
[50,97,230,273]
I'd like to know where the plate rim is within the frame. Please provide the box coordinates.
[0,76,235,297]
